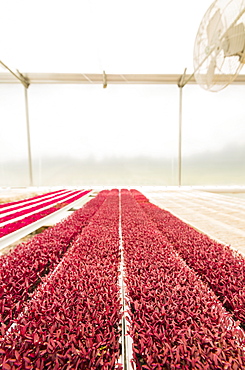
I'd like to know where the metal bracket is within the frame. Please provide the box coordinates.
[103,70,107,88]
[17,69,30,88]
[178,68,187,88]
[0,61,30,88]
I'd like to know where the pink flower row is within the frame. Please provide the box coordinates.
[0,190,122,370]
[121,189,245,369]
[0,190,91,238]
[131,190,245,327]
[0,190,106,331]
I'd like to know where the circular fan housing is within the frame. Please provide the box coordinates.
[194,0,245,91]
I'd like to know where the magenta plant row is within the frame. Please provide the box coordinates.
[0,190,91,238]
[0,190,107,331]
[121,190,245,369]
[0,189,67,210]
[0,189,73,217]
[0,190,122,370]
[0,207,60,238]
[131,190,245,327]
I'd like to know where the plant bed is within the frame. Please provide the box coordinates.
[121,190,245,369]
[0,191,107,331]
[131,189,245,328]
[0,190,122,370]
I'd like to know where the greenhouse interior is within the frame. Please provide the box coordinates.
[1,0,245,368]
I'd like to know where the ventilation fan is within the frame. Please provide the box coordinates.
[193,0,245,91]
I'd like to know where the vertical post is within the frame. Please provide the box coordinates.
[24,86,33,186]
[178,86,182,187]
[178,68,186,187]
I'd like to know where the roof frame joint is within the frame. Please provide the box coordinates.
[178,68,187,88]
[0,60,30,88]
[103,70,107,88]
[17,70,30,89]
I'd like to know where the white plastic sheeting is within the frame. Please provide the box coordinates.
[0,82,245,186]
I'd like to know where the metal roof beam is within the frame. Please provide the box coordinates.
[0,72,245,85]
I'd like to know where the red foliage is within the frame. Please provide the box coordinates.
[0,190,78,222]
[121,189,245,369]
[0,189,67,210]
[131,189,245,327]
[2,188,245,369]
[0,190,122,370]
[0,190,91,238]
[0,190,105,330]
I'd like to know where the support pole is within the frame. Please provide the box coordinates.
[178,68,187,187]
[0,61,32,186]
[178,86,182,187]
[24,87,33,186]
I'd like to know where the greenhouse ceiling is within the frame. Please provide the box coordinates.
[0,0,229,77]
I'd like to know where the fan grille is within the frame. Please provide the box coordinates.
[194,0,245,91]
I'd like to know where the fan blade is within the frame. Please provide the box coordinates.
[207,57,216,87]
[222,22,245,58]
[207,9,223,46]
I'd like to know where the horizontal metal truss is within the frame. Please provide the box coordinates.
[0,72,245,85]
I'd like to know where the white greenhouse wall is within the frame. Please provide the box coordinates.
[0,83,244,186]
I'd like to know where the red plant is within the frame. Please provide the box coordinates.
[131,189,245,327]
[2,188,245,369]
[0,189,70,215]
[0,189,67,210]
[0,190,74,221]
[121,190,245,369]
[0,190,122,369]
[0,190,91,238]
[0,190,106,331]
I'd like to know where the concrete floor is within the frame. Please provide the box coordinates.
[144,189,245,256]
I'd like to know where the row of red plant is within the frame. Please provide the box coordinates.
[131,189,245,327]
[0,190,90,238]
[0,189,67,210]
[121,189,245,369]
[0,190,80,223]
[0,190,106,331]
[0,190,73,216]
[0,207,61,238]
[0,190,122,370]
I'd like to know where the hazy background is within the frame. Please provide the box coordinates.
[0,0,245,187]
[0,83,245,187]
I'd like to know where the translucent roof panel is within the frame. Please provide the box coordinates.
[0,0,213,74]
